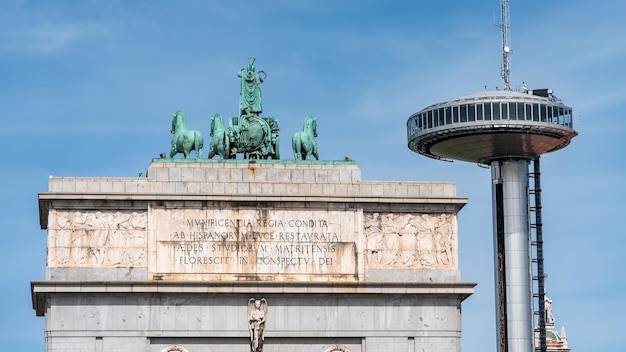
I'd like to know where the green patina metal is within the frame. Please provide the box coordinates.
[170,110,204,159]
[226,114,280,160]
[208,57,280,160]
[167,57,324,161]
[152,158,354,165]
[208,113,229,159]
[292,115,319,160]
[237,57,265,117]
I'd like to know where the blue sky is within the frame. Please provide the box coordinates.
[1,0,625,350]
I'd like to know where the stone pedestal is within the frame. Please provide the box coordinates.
[33,160,475,352]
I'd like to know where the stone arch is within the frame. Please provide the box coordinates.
[160,346,189,352]
[324,344,351,352]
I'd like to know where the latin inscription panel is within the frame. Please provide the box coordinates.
[150,206,358,280]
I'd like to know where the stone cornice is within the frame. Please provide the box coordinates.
[31,280,476,316]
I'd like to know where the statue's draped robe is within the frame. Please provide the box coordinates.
[249,308,265,352]
[238,70,263,115]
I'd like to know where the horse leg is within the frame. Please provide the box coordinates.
[273,137,280,160]
[292,134,301,160]
[220,133,229,159]
[209,136,218,159]
[195,131,204,159]
[169,138,178,158]
[181,134,195,159]
[215,146,222,159]
[295,146,301,160]
[300,143,307,160]
[313,142,319,160]
[301,136,312,160]
[195,141,203,159]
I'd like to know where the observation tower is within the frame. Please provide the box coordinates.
[406,1,577,352]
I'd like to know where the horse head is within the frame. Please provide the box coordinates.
[171,110,186,134]
[210,113,225,137]
[305,115,318,137]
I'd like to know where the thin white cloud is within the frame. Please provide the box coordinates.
[1,21,111,54]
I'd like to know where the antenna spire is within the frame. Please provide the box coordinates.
[500,0,511,90]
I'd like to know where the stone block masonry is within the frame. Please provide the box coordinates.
[33,159,475,352]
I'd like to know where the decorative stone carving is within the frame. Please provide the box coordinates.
[545,296,555,326]
[248,298,268,352]
[160,346,189,352]
[48,210,147,267]
[364,212,458,269]
[324,345,351,352]
[535,295,570,350]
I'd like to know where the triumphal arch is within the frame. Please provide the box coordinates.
[32,59,474,352]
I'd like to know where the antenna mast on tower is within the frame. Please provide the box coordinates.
[500,0,511,90]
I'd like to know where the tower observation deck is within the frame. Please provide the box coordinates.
[406,2,578,351]
[407,89,576,164]
[408,89,577,352]
[407,89,577,352]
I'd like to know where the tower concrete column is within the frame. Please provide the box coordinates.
[491,159,533,352]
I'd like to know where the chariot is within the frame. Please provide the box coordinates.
[227,114,280,159]
[209,113,280,160]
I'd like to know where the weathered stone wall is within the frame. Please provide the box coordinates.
[34,160,474,352]
[41,160,465,283]
[41,290,463,352]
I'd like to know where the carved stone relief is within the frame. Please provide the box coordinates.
[324,345,351,352]
[160,346,189,352]
[48,210,147,267]
[364,212,457,269]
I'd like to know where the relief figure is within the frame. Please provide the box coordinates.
[364,212,457,269]
[381,213,400,265]
[434,214,455,266]
[364,212,383,265]
[51,210,147,267]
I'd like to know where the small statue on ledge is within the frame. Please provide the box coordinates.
[247,298,268,352]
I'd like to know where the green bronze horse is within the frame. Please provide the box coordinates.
[208,113,230,159]
[170,110,204,159]
[292,115,318,160]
